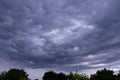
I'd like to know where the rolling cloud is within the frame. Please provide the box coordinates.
[0,0,120,79]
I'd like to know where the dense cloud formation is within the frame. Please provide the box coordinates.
[0,0,120,78]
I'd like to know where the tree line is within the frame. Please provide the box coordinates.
[0,68,120,80]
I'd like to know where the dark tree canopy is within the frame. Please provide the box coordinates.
[58,72,67,80]
[67,72,89,80]
[1,68,120,80]
[43,71,89,80]
[90,68,115,80]
[0,69,29,80]
[43,71,59,80]
[0,71,7,80]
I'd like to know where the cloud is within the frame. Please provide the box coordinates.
[0,0,120,79]
[44,19,95,44]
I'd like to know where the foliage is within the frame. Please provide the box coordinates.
[90,68,115,80]
[67,72,89,80]
[0,71,7,80]
[43,71,89,80]
[1,68,120,80]
[43,71,67,80]
[0,69,29,80]
[43,71,59,80]
[116,71,120,80]
[58,72,67,80]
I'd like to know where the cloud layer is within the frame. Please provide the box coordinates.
[0,0,120,79]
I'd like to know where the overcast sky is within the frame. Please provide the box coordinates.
[0,0,120,80]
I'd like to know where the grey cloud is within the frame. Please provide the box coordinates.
[0,0,120,75]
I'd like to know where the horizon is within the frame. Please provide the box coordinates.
[0,68,120,80]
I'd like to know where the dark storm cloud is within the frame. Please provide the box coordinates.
[0,0,120,73]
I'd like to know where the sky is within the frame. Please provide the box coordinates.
[0,0,120,79]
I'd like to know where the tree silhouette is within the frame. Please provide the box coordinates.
[0,71,7,80]
[67,72,89,80]
[1,68,120,80]
[67,72,75,80]
[90,68,115,80]
[0,69,29,80]
[58,72,67,80]
[116,71,120,80]
[43,71,90,80]
[43,71,59,80]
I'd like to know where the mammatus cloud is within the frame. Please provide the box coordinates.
[0,0,120,79]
